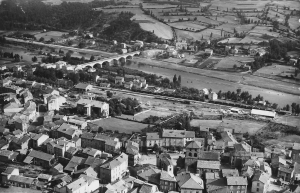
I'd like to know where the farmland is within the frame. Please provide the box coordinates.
[168,21,207,31]
[34,31,67,41]
[254,64,297,77]
[214,56,254,69]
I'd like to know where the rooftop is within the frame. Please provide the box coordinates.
[226,176,248,186]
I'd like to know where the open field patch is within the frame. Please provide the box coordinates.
[218,38,242,44]
[100,7,144,15]
[288,17,300,30]
[175,28,222,41]
[168,21,207,31]
[239,35,267,44]
[92,118,148,134]
[254,64,297,76]
[34,31,66,41]
[248,26,280,37]
[120,109,174,122]
[142,3,178,9]
[211,15,239,24]
[131,14,173,39]
[214,56,254,69]
[199,58,222,69]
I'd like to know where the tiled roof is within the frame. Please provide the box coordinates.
[279,166,294,174]
[206,178,228,192]
[9,175,35,184]
[139,183,156,193]
[162,129,195,138]
[137,166,160,181]
[198,151,219,161]
[197,160,220,170]
[186,141,202,149]
[160,170,176,182]
[77,99,107,108]
[2,167,17,175]
[176,172,204,190]
[66,177,88,191]
[146,132,160,140]
[226,176,248,186]
[222,169,239,177]
[252,171,270,184]
[75,83,91,89]
[28,150,53,161]
[100,153,128,170]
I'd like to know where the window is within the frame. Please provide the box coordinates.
[257,182,259,186]
[194,153,197,157]
[189,153,192,157]
[256,188,259,192]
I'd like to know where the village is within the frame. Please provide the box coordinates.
[0,69,299,193]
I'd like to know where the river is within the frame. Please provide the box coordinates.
[125,61,300,108]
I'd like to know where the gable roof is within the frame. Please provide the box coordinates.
[74,83,92,89]
[222,169,239,177]
[28,150,53,162]
[198,151,219,161]
[100,153,128,170]
[186,141,202,149]
[162,129,195,138]
[252,171,270,184]
[176,172,204,190]
[226,176,248,186]
[197,160,220,170]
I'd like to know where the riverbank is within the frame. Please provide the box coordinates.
[132,58,300,96]
[126,58,300,107]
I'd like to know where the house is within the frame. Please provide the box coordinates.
[293,162,300,181]
[49,163,64,175]
[251,109,276,118]
[161,129,195,147]
[77,98,109,117]
[99,153,128,183]
[124,81,133,89]
[205,49,213,56]
[145,133,162,149]
[9,135,31,150]
[126,141,140,166]
[222,169,239,178]
[115,76,125,84]
[176,172,204,193]
[175,41,188,50]
[55,123,81,140]
[13,65,23,72]
[249,48,266,56]
[56,61,67,69]
[159,170,177,192]
[73,167,98,178]
[23,149,54,167]
[68,118,87,130]
[105,139,121,154]
[54,138,76,158]
[157,153,174,175]
[1,167,19,185]
[5,174,36,188]
[31,133,49,149]
[74,83,93,92]
[81,147,101,158]
[64,156,86,174]
[226,176,248,193]
[0,150,18,162]
[44,94,66,111]
[56,175,100,193]
[197,160,221,176]
[208,92,218,101]
[251,171,270,193]
[3,102,23,113]
[278,166,294,182]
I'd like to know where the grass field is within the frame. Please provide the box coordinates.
[142,3,178,9]
[176,28,222,41]
[101,7,144,15]
[288,17,300,30]
[254,64,297,77]
[239,35,266,44]
[34,31,66,41]
[93,118,148,134]
[218,37,242,44]
[190,118,266,135]
[119,109,174,122]
[215,56,254,69]
[199,58,222,69]
[131,14,173,39]
[211,15,239,24]
[248,26,280,37]
[168,21,207,31]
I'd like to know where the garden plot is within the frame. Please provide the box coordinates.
[218,37,242,44]
[245,17,263,23]
[267,10,285,22]
[210,0,268,11]
[196,16,222,25]
[168,21,207,31]
[101,7,144,15]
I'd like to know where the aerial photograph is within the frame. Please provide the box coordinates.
[0,0,299,192]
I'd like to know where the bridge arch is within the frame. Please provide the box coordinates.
[126,55,133,60]
[102,61,110,68]
[112,59,119,66]
[93,63,102,69]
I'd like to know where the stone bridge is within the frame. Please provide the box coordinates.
[78,51,141,69]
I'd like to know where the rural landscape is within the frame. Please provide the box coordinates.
[0,0,299,193]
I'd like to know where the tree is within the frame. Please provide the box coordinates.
[236,88,241,95]
[78,42,86,48]
[39,37,44,42]
[286,104,290,111]
[173,74,177,84]
[50,38,55,42]
[32,56,38,62]
[107,91,113,98]
[90,55,95,61]
[178,75,181,86]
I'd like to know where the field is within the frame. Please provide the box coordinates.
[176,28,222,41]
[199,58,222,69]
[214,56,254,69]
[34,31,67,41]
[100,7,144,15]
[287,51,300,58]
[248,26,280,37]
[289,17,300,30]
[142,3,178,9]
[168,21,207,31]
[254,64,297,77]
[92,118,148,134]
[211,15,239,24]
[210,0,268,11]
[119,109,174,122]
[190,118,267,135]
[218,38,242,44]
[131,14,173,39]
[0,187,42,193]
[239,35,266,44]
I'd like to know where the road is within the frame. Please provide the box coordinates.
[5,37,116,57]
